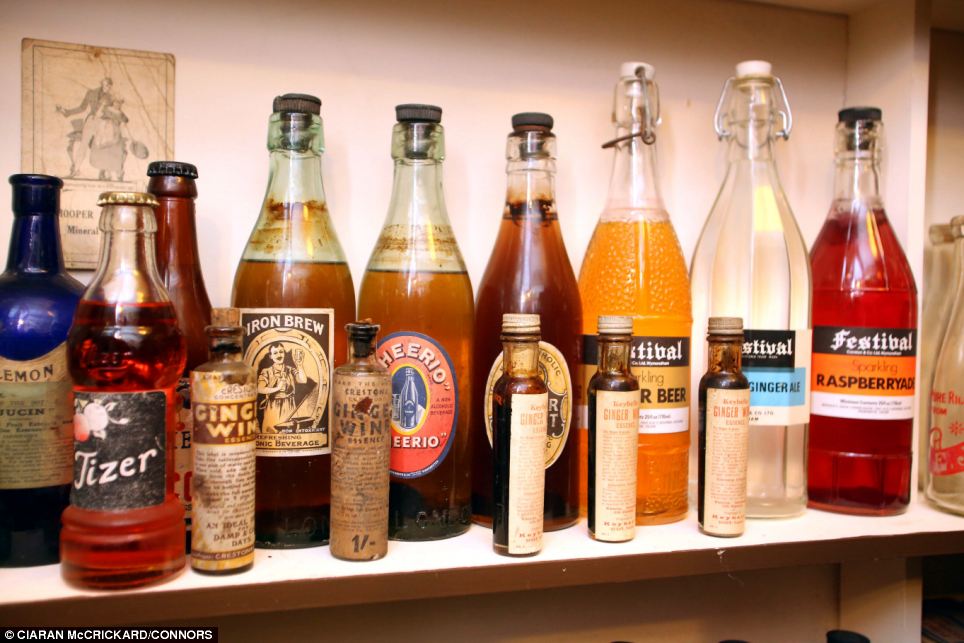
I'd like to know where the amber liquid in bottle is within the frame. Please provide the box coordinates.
[232,95,356,548]
[62,194,186,589]
[358,105,473,540]
[473,115,581,531]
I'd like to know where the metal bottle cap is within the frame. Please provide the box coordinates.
[396,104,442,123]
[598,315,633,335]
[502,313,540,334]
[511,112,554,131]
[147,161,199,179]
[273,93,321,115]
[708,316,744,335]
[97,191,159,207]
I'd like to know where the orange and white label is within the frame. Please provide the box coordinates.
[810,326,916,421]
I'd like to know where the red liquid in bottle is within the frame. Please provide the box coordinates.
[62,300,186,588]
[809,204,917,515]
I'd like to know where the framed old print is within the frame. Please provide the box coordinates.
[21,38,174,270]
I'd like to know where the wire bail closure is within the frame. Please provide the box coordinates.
[602,66,660,149]
[713,75,793,141]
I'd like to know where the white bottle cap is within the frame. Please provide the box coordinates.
[620,61,655,80]
[735,60,772,78]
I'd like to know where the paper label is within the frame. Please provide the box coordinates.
[929,388,964,477]
[173,377,193,529]
[592,390,638,541]
[239,309,333,457]
[811,326,916,420]
[484,341,572,468]
[742,329,811,426]
[190,372,257,571]
[0,344,74,489]
[72,390,167,511]
[702,387,750,536]
[508,393,547,555]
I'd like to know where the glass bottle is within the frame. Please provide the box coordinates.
[330,320,392,561]
[808,108,917,515]
[492,314,547,557]
[231,93,356,548]
[472,112,581,531]
[578,62,691,525]
[587,315,638,543]
[690,60,811,518]
[148,160,213,549]
[358,104,474,541]
[927,215,964,515]
[0,174,83,567]
[698,317,750,538]
[920,223,958,489]
[190,308,256,574]
[63,191,186,589]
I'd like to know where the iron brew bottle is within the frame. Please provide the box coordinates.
[232,94,356,548]
[63,191,187,589]
[808,108,917,515]
[472,112,581,531]
[358,104,474,540]
[0,175,83,567]
[690,61,811,518]
[148,160,213,549]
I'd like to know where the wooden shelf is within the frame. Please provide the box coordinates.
[1,500,961,626]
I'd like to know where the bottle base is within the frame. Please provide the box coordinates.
[925,489,964,516]
[746,498,807,519]
[493,543,540,557]
[636,507,688,526]
[389,522,471,542]
[192,561,254,575]
[807,498,908,517]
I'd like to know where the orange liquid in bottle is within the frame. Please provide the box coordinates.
[578,217,692,524]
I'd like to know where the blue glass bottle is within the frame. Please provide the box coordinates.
[0,174,84,566]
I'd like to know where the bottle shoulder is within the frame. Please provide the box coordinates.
[0,275,82,359]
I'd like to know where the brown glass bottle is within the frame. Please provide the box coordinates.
[231,94,356,548]
[148,161,212,550]
[473,112,581,531]
[358,105,473,541]
[492,314,548,556]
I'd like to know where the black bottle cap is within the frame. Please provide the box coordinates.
[512,112,554,131]
[147,161,199,179]
[838,106,882,123]
[396,104,442,123]
[9,174,62,217]
[826,630,871,643]
[273,93,322,115]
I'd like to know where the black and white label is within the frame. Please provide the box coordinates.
[72,390,167,511]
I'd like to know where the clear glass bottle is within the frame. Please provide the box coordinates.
[63,191,186,589]
[690,60,811,518]
[808,108,917,515]
[231,93,356,548]
[920,223,958,489]
[357,104,474,541]
[492,314,547,557]
[473,112,581,531]
[0,174,84,567]
[578,63,691,525]
[927,215,964,514]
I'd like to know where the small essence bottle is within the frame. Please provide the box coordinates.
[698,317,750,538]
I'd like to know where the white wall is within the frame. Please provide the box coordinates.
[926,29,964,229]
[0,0,847,302]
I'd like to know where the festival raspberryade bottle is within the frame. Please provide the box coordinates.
[358,104,474,540]
[0,174,83,567]
[62,191,186,589]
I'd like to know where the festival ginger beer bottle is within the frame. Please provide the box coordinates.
[358,104,473,540]
[577,63,692,525]
[472,112,581,531]
[231,94,356,548]
[690,61,811,518]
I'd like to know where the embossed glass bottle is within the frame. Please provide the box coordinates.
[690,60,811,518]
[358,104,474,541]
[473,112,581,531]
[0,174,83,567]
[231,94,356,548]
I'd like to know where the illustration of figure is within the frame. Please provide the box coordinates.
[394,367,426,430]
[258,344,308,433]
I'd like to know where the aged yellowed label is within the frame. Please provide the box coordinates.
[239,309,333,457]
[508,393,547,555]
[0,344,73,489]
[484,341,571,468]
[592,390,638,542]
[702,387,750,537]
[330,370,391,561]
[190,371,257,571]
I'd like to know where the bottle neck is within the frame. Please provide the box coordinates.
[386,159,448,226]
[89,205,168,304]
[5,213,65,274]
[706,337,743,374]
[209,339,243,363]
[596,335,632,374]
[348,336,378,364]
[604,133,663,211]
[266,150,326,206]
[502,337,540,378]
[730,120,775,163]
[154,194,204,276]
